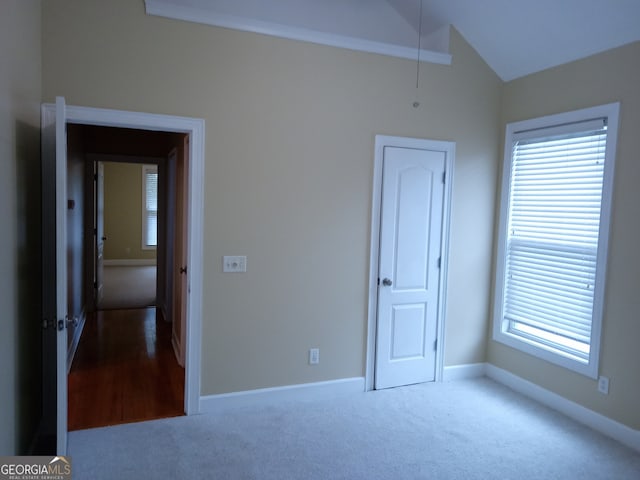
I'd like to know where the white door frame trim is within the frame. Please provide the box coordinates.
[365,135,455,391]
[45,102,205,415]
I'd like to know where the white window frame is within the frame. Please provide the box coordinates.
[142,164,158,250]
[493,103,620,378]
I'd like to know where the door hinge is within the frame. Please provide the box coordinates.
[94,173,98,181]
[377,277,380,286]
[437,256,441,269]
[57,319,65,331]
[42,318,55,330]
[434,339,437,351]
[442,171,446,184]
[94,281,98,289]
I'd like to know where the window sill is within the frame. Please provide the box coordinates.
[492,329,598,379]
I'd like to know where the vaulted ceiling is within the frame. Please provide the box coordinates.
[145,0,640,81]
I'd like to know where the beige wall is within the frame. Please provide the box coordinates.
[103,162,157,261]
[42,0,501,395]
[0,0,42,454]
[492,41,640,429]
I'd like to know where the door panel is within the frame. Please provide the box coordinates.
[391,304,427,359]
[375,146,445,390]
[177,136,189,367]
[96,161,105,307]
[41,96,69,454]
[54,97,68,455]
[172,135,189,367]
[394,166,433,290]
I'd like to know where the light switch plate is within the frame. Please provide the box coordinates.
[223,256,247,273]
[598,376,609,394]
[309,348,320,365]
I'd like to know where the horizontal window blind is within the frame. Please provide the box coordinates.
[143,166,158,247]
[146,211,158,247]
[504,123,607,360]
[145,170,158,211]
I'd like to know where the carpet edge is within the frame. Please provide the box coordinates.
[486,364,640,452]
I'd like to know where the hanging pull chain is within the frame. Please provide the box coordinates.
[416,0,423,90]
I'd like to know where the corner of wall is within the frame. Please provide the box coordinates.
[0,0,43,455]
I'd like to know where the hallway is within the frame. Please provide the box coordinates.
[68,308,185,431]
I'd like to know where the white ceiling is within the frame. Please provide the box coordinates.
[146,0,640,81]
[417,0,640,81]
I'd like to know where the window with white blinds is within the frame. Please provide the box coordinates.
[493,104,619,378]
[142,165,158,249]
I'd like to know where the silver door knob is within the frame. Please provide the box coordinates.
[382,278,392,287]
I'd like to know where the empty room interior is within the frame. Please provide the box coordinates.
[2,0,640,477]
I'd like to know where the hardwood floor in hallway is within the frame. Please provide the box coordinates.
[68,307,185,431]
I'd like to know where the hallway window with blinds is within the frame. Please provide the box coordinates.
[142,164,158,249]
[493,104,619,378]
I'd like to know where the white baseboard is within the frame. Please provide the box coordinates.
[104,259,157,266]
[443,363,487,381]
[485,364,640,452]
[200,377,365,413]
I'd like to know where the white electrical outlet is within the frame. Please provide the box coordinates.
[223,256,247,273]
[598,376,609,395]
[309,348,320,365]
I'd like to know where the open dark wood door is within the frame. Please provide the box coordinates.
[95,161,105,308]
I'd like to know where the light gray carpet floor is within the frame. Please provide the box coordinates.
[98,265,156,310]
[68,378,640,479]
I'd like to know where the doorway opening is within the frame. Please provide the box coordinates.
[64,124,190,430]
[41,99,203,454]
[96,159,159,311]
